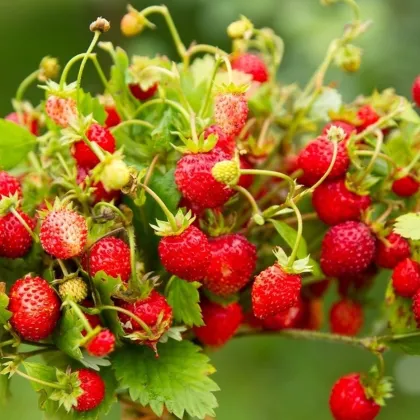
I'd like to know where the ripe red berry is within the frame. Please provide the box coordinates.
[204,125,235,155]
[412,76,420,107]
[129,82,158,101]
[312,179,371,225]
[0,171,22,199]
[0,211,35,258]
[104,105,121,128]
[82,237,131,282]
[45,95,77,128]
[297,136,349,186]
[392,258,420,298]
[357,105,380,132]
[158,225,211,282]
[40,209,88,259]
[375,233,410,269]
[261,297,305,330]
[322,121,355,139]
[203,234,256,296]
[330,299,363,336]
[175,149,235,209]
[329,373,380,420]
[412,289,420,327]
[252,264,302,319]
[231,53,269,83]
[214,91,248,137]
[321,221,375,277]
[8,275,60,341]
[85,329,116,357]
[194,300,243,347]
[392,173,419,197]
[72,124,116,169]
[74,369,106,412]
[5,112,39,135]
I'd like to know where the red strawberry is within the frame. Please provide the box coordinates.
[85,329,116,357]
[194,300,243,346]
[158,225,211,282]
[252,264,302,319]
[297,136,349,186]
[375,233,410,269]
[0,171,22,199]
[412,289,420,327]
[330,299,363,336]
[203,234,256,296]
[412,75,420,107]
[357,105,380,132]
[82,237,131,282]
[74,369,105,412]
[392,173,419,197]
[231,53,269,83]
[129,83,158,101]
[204,125,235,155]
[214,90,248,137]
[104,105,121,128]
[321,221,375,277]
[40,209,88,259]
[175,149,235,209]
[45,95,77,128]
[303,279,330,299]
[330,373,381,420]
[0,210,35,258]
[5,112,39,135]
[337,264,377,297]
[72,124,116,169]
[392,258,420,298]
[261,297,305,330]
[322,121,355,139]
[312,179,371,225]
[8,275,60,341]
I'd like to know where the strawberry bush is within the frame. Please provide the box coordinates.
[1,1,420,419]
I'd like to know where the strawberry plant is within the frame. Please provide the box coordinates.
[0,1,420,419]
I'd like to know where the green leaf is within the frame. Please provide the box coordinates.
[166,278,204,327]
[0,119,37,170]
[309,87,342,121]
[387,332,420,355]
[112,341,219,419]
[270,219,308,258]
[394,213,420,240]
[0,293,11,325]
[397,103,420,124]
[384,135,413,166]
[149,169,181,215]
[0,374,10,405]
[78,92,106,125]
[150,109,176,153]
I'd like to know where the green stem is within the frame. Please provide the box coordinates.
[56,152,73,178]
[10,208,38,242]
[91,55,109,88]
[127,227,137,287]
[59,53,95,89]
[110,119,154,134]
[16,70,40,102]
[257,117,274,148]
[343,0,361,20]
[221,55,233,85]
[355,130,383,185]
[239,169,296,197]
[199,58,222,118]
[0,339,15,349]
[286,200,303,266]
[377,352,385,378]
[354,150,396,167]
[15,369,67,390]
[233,185,263,221]
[28,151,43,173]
[100,305,152,336]
[186,44,228,61]
[404,149,420,173]
[57,259,69,277]
[66,300,93,333]
[134,98,190,122]
[144,155,160,187]
[93,202,128,223]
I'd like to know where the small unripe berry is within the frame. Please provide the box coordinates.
[211,160,240,186]
[58,278,88,303]
[121,12,145,37]
[100,159,130,191]
[39,56,60,81]
[334,44,362,73]
[227,17,253,39]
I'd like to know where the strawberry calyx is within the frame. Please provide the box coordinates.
[200,210,237,237]
[273,247,313,275]
[171,131,218,154]
[0,193,20,216]
[361,366,393,407]
[151,209,196,237]
[215,82,249,95]
[113,271,160,303]
[39,80,77,99]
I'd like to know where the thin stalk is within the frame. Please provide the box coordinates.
[16,70,40,102]
[56,152,73,178]
[286,200,303,266]
[10,208,38,242]
[93,202,127,223]
[239,169,296,197]
[257,117,274,148]
[56,259,69,277]
[405,149,420,173]
[59,53,95,89]
[233,185,263,219]
[28,152,43,173]
[221,55,233,85]
[15,369,67,390]
[144,155,160,187]
[110,119,154,134]
[91,55,108,88]
[187,44,228,61]
[377,352,385,378]
[354,150,396,167]
[100,305,152,336]
[0,339,15,349]
[134,98,190,122]
[344,0,361,20]
[355,130,383,185]
[66,300,93,333]
[199,58,222,118]
[127,227,137,287]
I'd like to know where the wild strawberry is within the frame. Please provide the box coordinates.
[74,369,106,412]
[297,136,349,186]
[100,158,130,191]
[5,112,39,135]
[72,124,116,169]
[303,279,330,299]
[194,300,242,346]
[40,208,88,259]
[0,211,35,258]
[412,75,420,107]
[129,83,158,101]
[330,299,363,336]
[337,264,377,297]
[321,221,375,277]
[175,149,235,209]
[412,289,420,327]
[104,105,121,128]
[375,233,410,269]
[214,89,248,137]
[392,173,419,197]
[252,264,302,319]
[330,374,381,420]
[231,53,269,83]
[158,225,211,281]
[204,125,235,155]
[392,258,420,298]
[82,237,131,282]
[312,179,371,225]
[203,234,256,296]
[45,95,77,128]
[58,277,88,303]
[0,171,22,199]
[261,297,305,330]
[357,105,380,132]
[322,121,355,139]
[8,275,60,341]
[85,329,116,357]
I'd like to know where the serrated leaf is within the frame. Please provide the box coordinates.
[384,135,413,166]
[387,332,420,355]
[397,103,420,123]
[78,92,106,125]
[270,219,308,258]
[150,109,176,153]
[0,294,11,324]
[112,341,219,419]
[394,213,420,240]
[166,278,204,327]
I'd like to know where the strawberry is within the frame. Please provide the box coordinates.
[375,233,410,269]
[203,234,256,296]
[5,112,39,135]
[297,136,349,186]
[193,300,242,347]
[204,125,235,155]
[412,75,420,107]
[0,211,35,258]
[40,208,88,259]
[0,171,22,199]
[329,373,381,420]
[175,149,235,209]
[330,299,363,336]
[82,237,131,282]
[158,225,211,281]
[261,297,305,330]
[74,369,105,412]
[252,264,302,319]
[412,289,420,327]
[45,95,77,128]
[337,264,377,297]
[72,124,116,169]
[312,179,371,225]
[104,105,121,128]
[392,258,420,298]
[320,221,376,277]
[231,53,269,83]
[8,275,60,341]
[85,329,116,357]
[392,173,419,197]
[322,121,355,139]
[214,90,248,137]
[129,82,158,101]
[357,105,380,132]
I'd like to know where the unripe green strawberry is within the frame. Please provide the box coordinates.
[58,278,88,303]
[100,159,130,191]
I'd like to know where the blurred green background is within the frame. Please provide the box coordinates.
[2,0,420,418]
